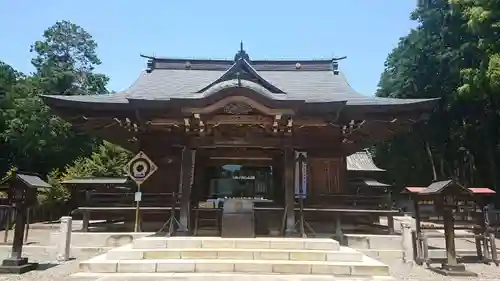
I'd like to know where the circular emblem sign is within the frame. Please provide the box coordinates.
[124,151,157,185]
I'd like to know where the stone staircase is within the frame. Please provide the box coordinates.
[74,236,395,280]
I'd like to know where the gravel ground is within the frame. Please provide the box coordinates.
[379,256,500,281]
[0,251,96,281]
[0,226,100,281]
[377,216,500,280]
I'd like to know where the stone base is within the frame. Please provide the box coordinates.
[0,258,38,274]
[221,199,255,238]
[429,263,477,277]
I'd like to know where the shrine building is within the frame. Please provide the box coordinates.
[42,46,438,236]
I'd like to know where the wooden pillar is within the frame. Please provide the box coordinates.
[178,148,195,235]
[82,190,90,232]
[284,147,297,236]
[475,199,487,261]
[297,153,306,238]
[191,152,205,204]
[413,197,422,235]
[273,154,284,204]
[442,196,458,266]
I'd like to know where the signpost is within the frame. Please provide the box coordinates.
[124,151,157,232]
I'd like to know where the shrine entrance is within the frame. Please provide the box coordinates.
[193,148,284,203]
[205,164,274,200]
[191,148,285,236]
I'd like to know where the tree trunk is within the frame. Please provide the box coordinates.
[425,141,438,181]
[439,156,446,179]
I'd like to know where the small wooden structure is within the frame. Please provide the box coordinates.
[404,179,497,276]
[0,171,49,274]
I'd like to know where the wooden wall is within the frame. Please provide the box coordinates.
[138,135,347,198]
[308,156,346,195]
[141,137,182,194]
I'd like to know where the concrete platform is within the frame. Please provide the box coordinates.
[344,234,402,250]
[132,237,341,250]
[51,232,154,248]
[77,237,392,278]
[80,254,390,275]
[72,272,396,281]
[106,244,363,262]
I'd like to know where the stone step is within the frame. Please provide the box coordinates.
[106,245,363,262]
[80,254,390,276]
[133,237,340,251]
[72,272,397,281]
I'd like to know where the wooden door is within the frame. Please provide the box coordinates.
[308,157,345,195]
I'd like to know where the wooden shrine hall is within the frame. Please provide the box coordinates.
[42,45,439,237]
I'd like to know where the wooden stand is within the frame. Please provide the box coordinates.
[0,205,37,274]
[0,172,48,274]
[405,180,496,276]
[430,196,477,277]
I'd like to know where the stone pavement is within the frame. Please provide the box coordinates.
[0,225,497,280]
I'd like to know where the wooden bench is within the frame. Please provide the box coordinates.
[413,229,499,266]
[72,192,178,232]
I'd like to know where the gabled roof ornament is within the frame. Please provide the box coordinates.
[234,41,250,62]
[332,56,347,76]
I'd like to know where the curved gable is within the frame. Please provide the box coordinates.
[196,58,285,95]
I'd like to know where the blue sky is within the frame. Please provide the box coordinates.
[0,1,417,96]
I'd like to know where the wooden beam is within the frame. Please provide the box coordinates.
[182,96,294,115]
[200,148,281,159]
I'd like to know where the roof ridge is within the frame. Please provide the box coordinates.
[141,54,345,63]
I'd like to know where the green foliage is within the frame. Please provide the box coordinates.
[375,0,500,193]
[0,20,109,177]
[46,142,133,203]
[30,20,109,96]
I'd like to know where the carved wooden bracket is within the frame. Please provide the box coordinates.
[273,115,281,133]
[114,117,140,133]
[193,113,205,135]
[184,118,191,132]
[286,117,293,134]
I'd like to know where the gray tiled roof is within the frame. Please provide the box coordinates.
[17,173,51,188]
[348,179,390,188]
[419,179,470,195]
[121,68,361,102]
[42,56,438,108]
[346,151,385,172]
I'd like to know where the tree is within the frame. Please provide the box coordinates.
[0,21,109,176]
[0,62,22,174]
[374,0,495,191]
[449,0,500,190]
[30,20,109,96]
